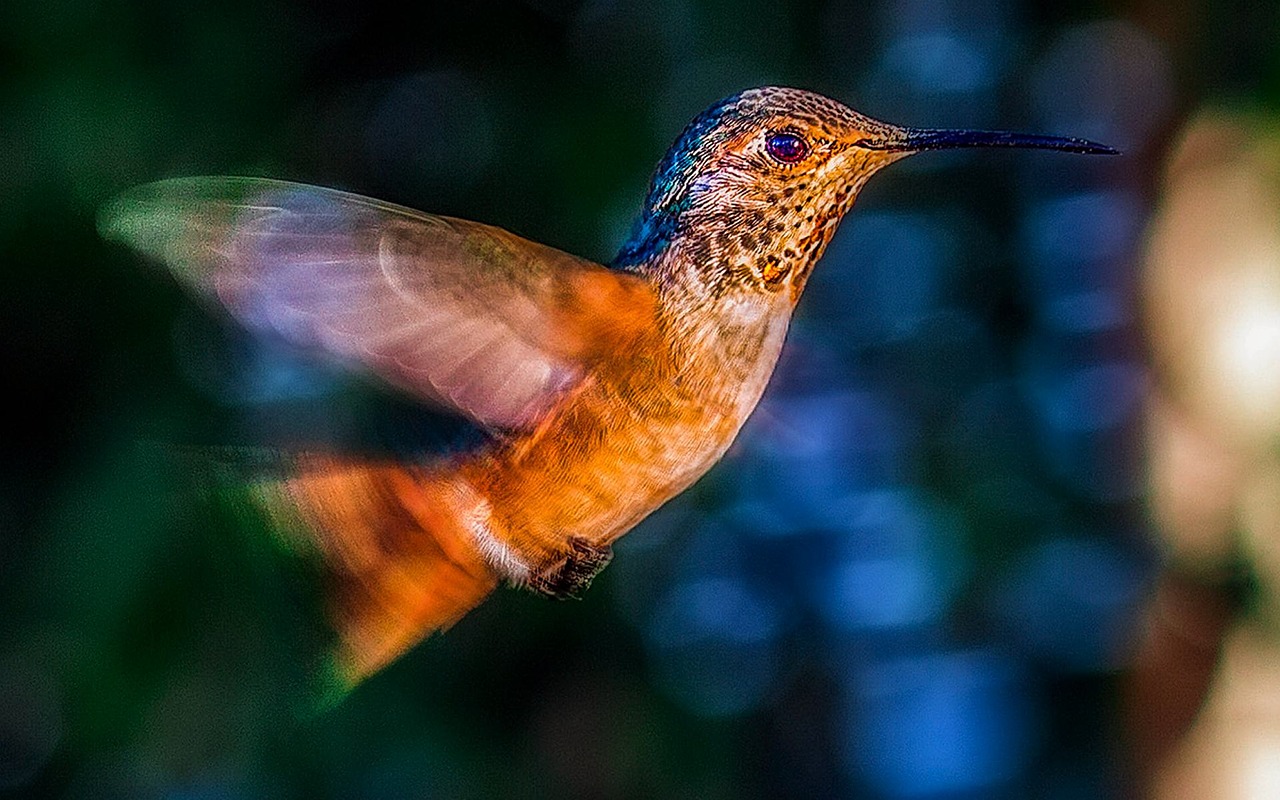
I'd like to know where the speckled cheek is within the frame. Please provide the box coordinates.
[786,172,867,300]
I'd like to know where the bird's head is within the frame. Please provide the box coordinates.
[614,86,1115,299]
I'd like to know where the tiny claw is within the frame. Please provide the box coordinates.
[528,537,614,599]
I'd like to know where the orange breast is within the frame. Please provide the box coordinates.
[464,291,793,572]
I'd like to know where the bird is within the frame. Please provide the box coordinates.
[99,86,1116,690]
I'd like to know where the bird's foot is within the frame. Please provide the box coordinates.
[528,537,614,599]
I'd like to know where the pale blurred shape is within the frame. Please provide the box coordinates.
[1214,294,1280,429]
[1243,740,1280,800]
[1145,112,1280,447]
[1143,110,1280,800]
[1146,395,1241,565]
[1155,629,1280,800]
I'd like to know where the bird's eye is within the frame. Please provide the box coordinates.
[765,132,810,164]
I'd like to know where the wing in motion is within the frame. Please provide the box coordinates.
[101,177,661,689]
[99,177,657,430]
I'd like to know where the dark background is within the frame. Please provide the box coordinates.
[3,0,1277,797]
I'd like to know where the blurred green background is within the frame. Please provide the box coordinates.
[3,0,1279,797]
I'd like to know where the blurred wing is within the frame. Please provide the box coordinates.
[100,177,657,430]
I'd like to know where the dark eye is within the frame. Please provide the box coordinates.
[765,131,810,164]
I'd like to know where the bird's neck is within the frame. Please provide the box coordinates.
[623,233,797,395]
[612,201,681,275]
[613,192,845,303]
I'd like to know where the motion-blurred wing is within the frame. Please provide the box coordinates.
[100,177,657,430]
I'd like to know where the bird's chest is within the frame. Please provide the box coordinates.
[501,294,791,543]
[641,302,792,483]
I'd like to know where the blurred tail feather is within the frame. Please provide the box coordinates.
[252,458,497,687]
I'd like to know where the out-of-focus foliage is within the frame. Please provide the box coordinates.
[2,0,1276,797]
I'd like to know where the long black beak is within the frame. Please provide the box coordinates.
[863,128,1119,156]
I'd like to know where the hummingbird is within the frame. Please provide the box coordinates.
[100,87,1116,688]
